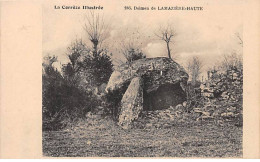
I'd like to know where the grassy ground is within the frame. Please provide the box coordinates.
[43,115,242,157]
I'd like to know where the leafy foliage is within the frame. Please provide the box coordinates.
[123,48,146,63]
[81,49,113,87]
[42,36,114,131]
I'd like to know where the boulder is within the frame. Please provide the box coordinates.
[106,57,189,128]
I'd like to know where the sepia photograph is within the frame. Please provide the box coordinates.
[41,0,244,157]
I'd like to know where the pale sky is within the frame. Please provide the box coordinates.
[43,0,243,78]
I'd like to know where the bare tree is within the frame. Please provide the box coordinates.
[235,32,243,47]
[82,12,113,87]
[187,56,203,85]
[84,12,109,56]
[215,33,243,73]
[155,24,177,59]
[220,52,243,71]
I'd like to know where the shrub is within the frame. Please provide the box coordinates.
[124,48,146,63]
[82,50,113,87]
[42,37,115,131]
[186,81,202,111]
[42,55,99,131]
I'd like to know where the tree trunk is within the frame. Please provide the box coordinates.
[92,40,98,57]
[166,42,171,59]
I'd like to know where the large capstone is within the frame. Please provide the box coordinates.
[106,57,189,129]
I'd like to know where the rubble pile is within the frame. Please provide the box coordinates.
[194,66,243,122]
[132,104,190,129]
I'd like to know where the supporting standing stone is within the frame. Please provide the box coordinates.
[118,77,143,129]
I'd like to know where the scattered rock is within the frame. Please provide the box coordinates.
[227,106,237,112]
[175,104,184,110]
[221,112,235,117]
[182,101,187,108]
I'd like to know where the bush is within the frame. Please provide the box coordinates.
[124,48,146,63]
[42,56,99,131]
[42,38,115,131]
[186,81,202,111]
[82,50,113,87]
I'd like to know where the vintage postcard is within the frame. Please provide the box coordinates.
[0,0,259,158]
